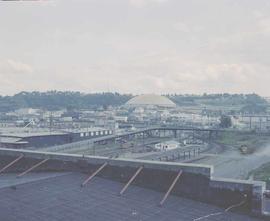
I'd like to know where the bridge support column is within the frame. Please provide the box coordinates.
[142,132,145,147]
[209,131,213,140]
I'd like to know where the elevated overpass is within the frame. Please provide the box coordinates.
[92,126,228,144]
[40,126,229,153]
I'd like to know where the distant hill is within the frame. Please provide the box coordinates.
[168,93,267,106]
[0,91,267,114]
[168,93,268,114]
[0,91,132,112]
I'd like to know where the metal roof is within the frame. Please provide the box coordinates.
[126,94,176,107]
[0,137,28,144]
[0,172,263,221]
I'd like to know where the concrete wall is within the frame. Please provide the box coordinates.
[210,178,265,215]
[0,148,266,217]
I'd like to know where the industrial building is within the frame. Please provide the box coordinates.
[155,140,180,151]
[0,127,113,149]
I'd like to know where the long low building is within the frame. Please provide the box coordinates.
[0,127,113,149]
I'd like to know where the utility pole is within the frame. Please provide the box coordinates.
[49,112,53,133]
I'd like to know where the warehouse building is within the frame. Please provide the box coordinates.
[0,127,113,149]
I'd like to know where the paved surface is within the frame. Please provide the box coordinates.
[192,145,270,179]
[0,173,264,221]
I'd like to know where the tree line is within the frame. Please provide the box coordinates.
[0,91,132,112]
[0,91,268,113]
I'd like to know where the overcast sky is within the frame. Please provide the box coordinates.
[1,0,270,96]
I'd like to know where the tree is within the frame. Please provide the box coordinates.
[219,115,232,128]
[241,104,267,114]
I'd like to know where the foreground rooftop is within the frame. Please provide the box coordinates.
[0,148,268,220]
[0,172,263,221]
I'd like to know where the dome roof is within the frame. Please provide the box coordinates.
[126,94,176,108]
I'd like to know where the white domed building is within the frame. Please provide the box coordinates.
[126,94,176,108]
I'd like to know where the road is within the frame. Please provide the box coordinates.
[188,143,270,179]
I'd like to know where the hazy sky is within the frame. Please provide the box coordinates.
[1,0,270,95]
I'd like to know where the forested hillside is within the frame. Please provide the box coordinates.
[0,91,132,111]
[0,91,267,113]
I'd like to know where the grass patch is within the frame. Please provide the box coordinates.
[215,131,270,154]
[249,163,270,188]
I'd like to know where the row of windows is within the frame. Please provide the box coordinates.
[80,130,112,137]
